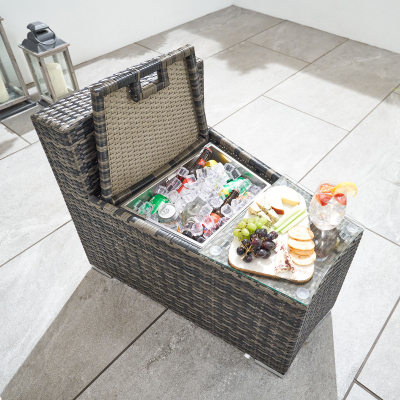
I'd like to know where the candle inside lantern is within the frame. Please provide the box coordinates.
[0,74,10,103]
[46,62,68,97]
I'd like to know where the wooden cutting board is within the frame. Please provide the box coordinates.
[228,186,314,283]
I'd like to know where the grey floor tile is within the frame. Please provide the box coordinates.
[0,142,71,266]
[329,230,400,398]
[214,96,347,181]
[205,41,307,126]
[138,6,283,60]
[346,384,377,400]
[78,310,337,400]
[75,43,160,89]
[1,105,42,144]
[301,92,400,245]
[358,302,400,400]
[0,222,90,392]
[267,40,400,130]
[248,21,347,63]
[27,86,40,102]
[1,269,165,400]
[0,123,28,160]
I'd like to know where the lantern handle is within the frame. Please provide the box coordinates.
[31,28,57,46]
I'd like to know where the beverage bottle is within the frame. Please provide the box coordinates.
[210,189,240,222]
[177,147,212,193]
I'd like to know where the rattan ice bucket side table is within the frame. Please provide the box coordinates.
[31,48,363,376]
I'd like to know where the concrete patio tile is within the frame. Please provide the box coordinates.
[214,96,347,181]
[0,123,28,160]
[248,21,347,63]
[267,40,400,130]
[1,105,42,144]
[346,384,376,400]
[0,142,71,266]
[358,302,400,400]
[138,6,283,60]
[75,43,159,89]
[0,222,90,392]
[1,269,166,400]
[301,92,400,245]
[205,41,307,126]
[329,230,400,398]
[78,310,338,400]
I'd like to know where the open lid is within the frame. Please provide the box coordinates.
[90,45,208,204]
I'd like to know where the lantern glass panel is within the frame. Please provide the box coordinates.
[0,33,24,105]
[26,53,50,98]
[43,51,76,98]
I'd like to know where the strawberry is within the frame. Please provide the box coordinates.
[316,193,333,206]
[334,193,347,205]
[319,183,335,194]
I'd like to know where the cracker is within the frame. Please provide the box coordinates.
[288,238,315,251]
[290,251,316,266]
[288,226,314,241]
[288,246,315,256]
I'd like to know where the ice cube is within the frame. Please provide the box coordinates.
[186,174,196,182]
[207,168,218,179]
[231,198,241,212]
[218,217,229,227]
[183,190,197,203]
[174,198,186,213]
[240,179,252,191]
[139,202,154,216]
[248,185,262,195]
[213,163,225,175]
[167,177,182,192]
[202,215,215,229]
[203,227,216,238]
[224,163,236,173]
[201,180,214,193]
[166,190,179,203]
[149,212,159,223]
[198,204,213,219]
[196,168,207,179]
[210,196,223,209]
[228,168,241,180]
[197,190,210,202]
[132,200,144,211]
[176,166,189,178]
[156,186,168,196]
[190,222,203,237]
[221,204,233,218]
[185,180,200,190]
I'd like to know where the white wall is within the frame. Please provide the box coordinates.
[233,0,400,55]
[2,0,231,84]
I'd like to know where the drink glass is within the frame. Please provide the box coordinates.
[309,181,347,230]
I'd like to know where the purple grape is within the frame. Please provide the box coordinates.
[255,249,267,258]
[269,231,278,239]
[267,233,276,241]
[262,249,271,259]
[250,234,258,240]
[262,241,276,251]
[251,238,262,248]
[242,239,251,247]
[237,246,246,256]
[258,229,268,239]
[243,254,253,263]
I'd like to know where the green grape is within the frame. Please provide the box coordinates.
[238,234,244,241]
[261,225,268,230]
[247,223,257,233]
[242,218,248,223]
[255,221,263,229]
[259,217,269,225]
[247,218,255,223]
[241,228,250,237]
[233,229,241,237]
[238,221,247,229]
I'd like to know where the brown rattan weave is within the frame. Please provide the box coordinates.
[31,48,362,375]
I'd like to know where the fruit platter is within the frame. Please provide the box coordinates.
[228,185,316,283]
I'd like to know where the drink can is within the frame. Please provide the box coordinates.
[158,203,178,223]
[149,194,170,214]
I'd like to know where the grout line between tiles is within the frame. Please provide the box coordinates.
[1,122,32,145]
[246,40,310,64]
[203,19,287,61]
[0,220,72,268]
[363,227,400,249]
[134,43,162,54]
[72,308,169,400]
[263,97,349,131]
[298,88,394,183]
[0,143,31,161]
[354,381,384,400]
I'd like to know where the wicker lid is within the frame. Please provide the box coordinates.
[90,45,208,204]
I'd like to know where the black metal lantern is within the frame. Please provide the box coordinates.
[19,22,79,105]
[0,17,35,120]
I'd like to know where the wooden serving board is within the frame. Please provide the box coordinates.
[228,186,314,283]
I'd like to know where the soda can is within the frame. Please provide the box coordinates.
[149,194,170,214]
[158,203,178,223]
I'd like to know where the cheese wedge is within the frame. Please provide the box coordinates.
[280,187,300,206]
[265,192,284,215]
[256,199,280,224]
[248,202,261,215]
